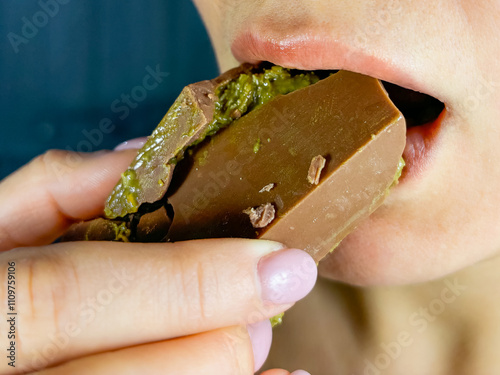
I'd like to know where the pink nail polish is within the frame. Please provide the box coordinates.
[114,136,148,151]
[291,370,311,375]
[247,320,272,372]
[258,249,317,305]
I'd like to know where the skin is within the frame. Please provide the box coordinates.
[2,1,499,373]
[190,0,500,373]
[193,0,500,286]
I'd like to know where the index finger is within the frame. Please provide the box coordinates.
[0,149,136,251]
[2,239,316,372]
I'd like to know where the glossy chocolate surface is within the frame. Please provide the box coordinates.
[165,71,406,261]
[63,69,405,263]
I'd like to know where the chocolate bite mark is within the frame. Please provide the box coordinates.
[307,155,326,185]
[243,203,276,228]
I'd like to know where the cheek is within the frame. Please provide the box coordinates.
[318,110,500,286]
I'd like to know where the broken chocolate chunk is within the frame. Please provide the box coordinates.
[104,63,262,219]
[104,63,318,220]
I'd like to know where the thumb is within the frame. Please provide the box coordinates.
[0,149,136,250]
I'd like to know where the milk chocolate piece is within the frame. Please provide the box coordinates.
[165,71,406,262]
[104,64,259,219]
[62,207,171,243]
[63,69,405,263]
[104,63,320,219]
[307,155,326,185]
[64,64,324,243]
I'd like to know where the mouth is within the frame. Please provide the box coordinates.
[382,82,445,181]
[231,32,446,183]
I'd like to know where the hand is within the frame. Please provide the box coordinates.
[0,149,317,374]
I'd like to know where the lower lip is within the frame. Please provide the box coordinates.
[400,109,446,182]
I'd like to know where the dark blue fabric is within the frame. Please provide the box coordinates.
[0,0,218,179]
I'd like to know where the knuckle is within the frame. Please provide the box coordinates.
[168,254,219,327]
[180,261,207,320]
[35,149,83,182]
[35,149,66,171]
[14,248,80,352]
[38,149,68,163]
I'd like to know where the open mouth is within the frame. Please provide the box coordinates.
[230,30,448,184]
[381,82,445,180]
[382,82,444,129]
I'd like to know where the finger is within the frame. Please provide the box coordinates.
[5,239,316,370]
[0,149,136,250]
[261,371,312,375]
[34,326,256,375]
[113,136,148,151]
[261,370,290,375]
[260,369,311,375]
[248,320,273,372]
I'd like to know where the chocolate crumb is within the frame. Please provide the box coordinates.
[259,183,275,193]
[307,155,326,185]
[243,203,275,228]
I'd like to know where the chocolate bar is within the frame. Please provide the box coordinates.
[63,67,405,262]
[165,70,405,261]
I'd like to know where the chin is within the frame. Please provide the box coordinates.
[317,184,500,287]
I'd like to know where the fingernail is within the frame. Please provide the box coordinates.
[291,370,311,375]
[114,137,148,151]
[258,249,317,305]
[247,320,272,372]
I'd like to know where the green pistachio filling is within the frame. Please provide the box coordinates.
[112,222,131,242]
[170,66,319,162]
[270,312,285,328]
[205,65,320,139]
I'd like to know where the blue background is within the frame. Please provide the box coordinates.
[0,0,218,179]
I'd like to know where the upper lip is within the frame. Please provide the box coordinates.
[231,29,438,101]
